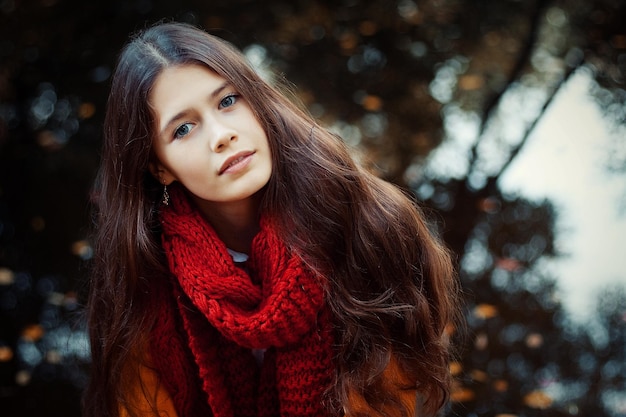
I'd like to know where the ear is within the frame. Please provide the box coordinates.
[148,160,176,185]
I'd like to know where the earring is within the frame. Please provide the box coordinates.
[162,183,170,206]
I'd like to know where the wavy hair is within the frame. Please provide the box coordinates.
[84,22,459,417]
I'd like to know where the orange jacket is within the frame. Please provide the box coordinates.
[120,355,419,417]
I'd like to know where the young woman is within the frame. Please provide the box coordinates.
[84,22,459,417]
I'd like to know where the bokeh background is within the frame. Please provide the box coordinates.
[0,0,625,416]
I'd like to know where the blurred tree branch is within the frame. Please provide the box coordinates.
[469,0,552,174]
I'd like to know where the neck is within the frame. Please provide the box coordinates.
[192,195,262,254]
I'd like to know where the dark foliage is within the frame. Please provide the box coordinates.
[0,0,624,416]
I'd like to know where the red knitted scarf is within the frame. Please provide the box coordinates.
[150,185,335,417]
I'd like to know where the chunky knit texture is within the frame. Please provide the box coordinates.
[150,185,335,417]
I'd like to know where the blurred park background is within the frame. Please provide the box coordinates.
[0,0,625,416]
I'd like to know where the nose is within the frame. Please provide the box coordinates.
[209,122,237,153]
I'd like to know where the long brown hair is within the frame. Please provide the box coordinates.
[85,22,459,417]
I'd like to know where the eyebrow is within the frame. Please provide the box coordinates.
[158,81,231,138]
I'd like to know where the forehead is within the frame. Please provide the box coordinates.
[149,64,229,128]
[150,64,225,105]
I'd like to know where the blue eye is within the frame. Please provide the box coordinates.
[219,94,239,109]
[174,123,193,139]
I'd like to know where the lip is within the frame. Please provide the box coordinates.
[218,151,255,175]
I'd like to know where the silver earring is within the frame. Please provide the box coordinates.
[162,184,170,206]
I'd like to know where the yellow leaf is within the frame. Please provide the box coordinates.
[523,390,553,409]
[449,361,463,376]
[22,324,44,342]
[458,74,485,91]
[0,268,15,285]
[474,332,488,350]
[493,379,509,392]
[338,32,358,51]
[361,95,383,112]
[78,102,96,119]
[358,21,378,36]
[451,387,475,402]
[473,303,498,319]
[470,369,488,382]
[444,322,456,336]
[525,333,544,349]
[0,346,13,362]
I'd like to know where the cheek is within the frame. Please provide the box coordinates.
[158,150,196,181]
[173,154,205,176]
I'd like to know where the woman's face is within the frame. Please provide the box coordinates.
[149,64,272,211]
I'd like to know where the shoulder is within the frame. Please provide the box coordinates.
[119,346,179,417]
[346,356,420,417]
